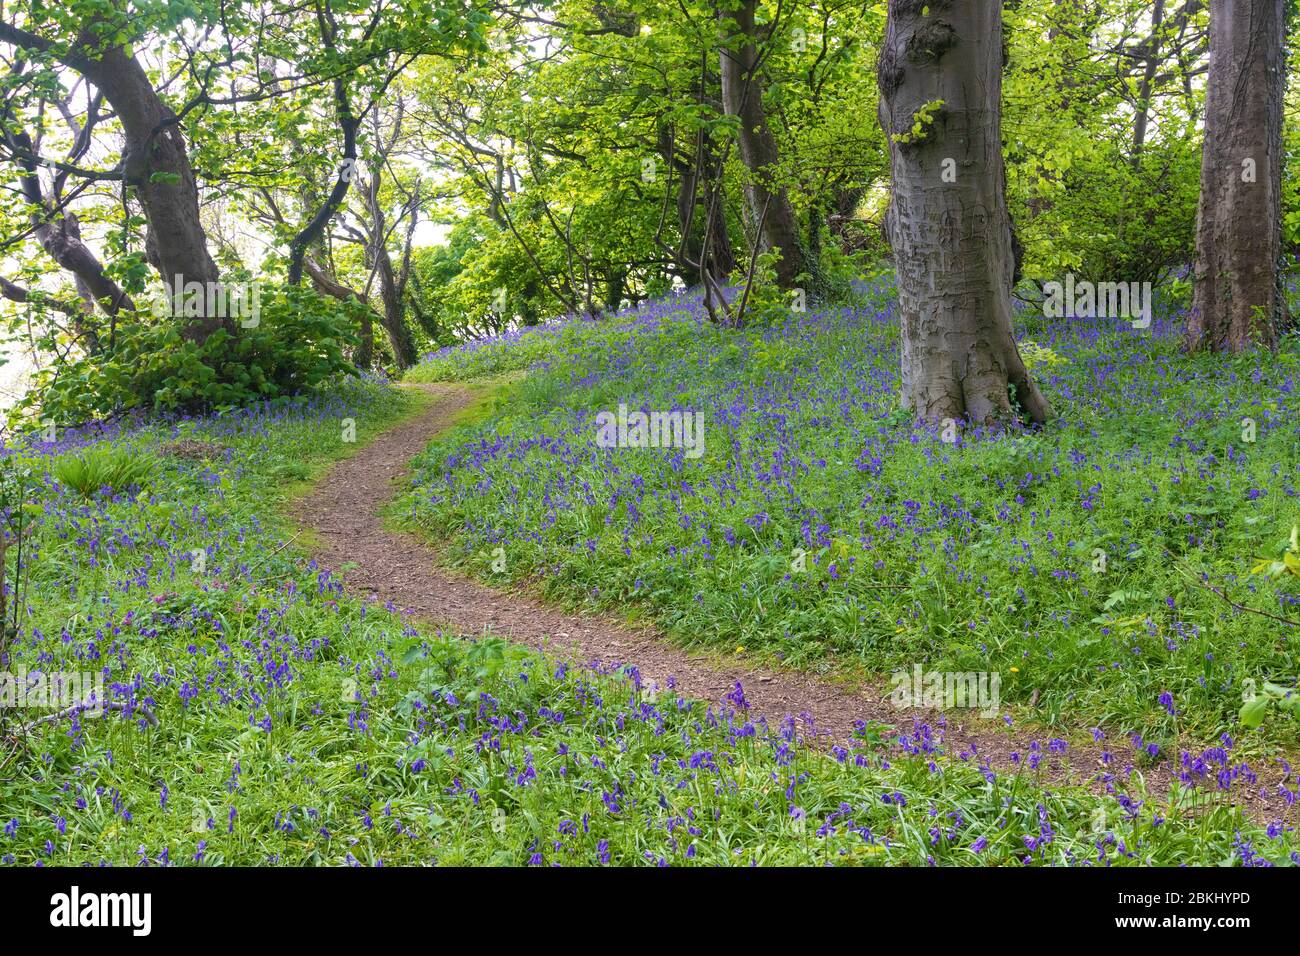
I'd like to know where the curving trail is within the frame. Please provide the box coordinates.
[292,383,1296,822]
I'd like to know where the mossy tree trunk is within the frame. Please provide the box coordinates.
[878,0,1051,427]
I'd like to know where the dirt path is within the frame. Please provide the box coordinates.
[293,383,1296,822]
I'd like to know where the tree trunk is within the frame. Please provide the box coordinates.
[355,307,375,370]
[520,276,541,327]
[288,79,360,286]
[718,0,817,292]
[668,127,737,286]
[1187,0,1287,353]
[878,0,1051,426]
[362,173,418,369]
[604,267,627,312]
[287,131,335,282]
[370,244,418,369]
[1131,0,1167,168]
[77,45,224,342]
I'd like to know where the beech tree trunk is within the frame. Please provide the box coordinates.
[1187,0,1286,353]
[878,0,1051,426]
[718,0,816,292]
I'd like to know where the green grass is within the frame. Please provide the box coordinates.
[406,324,580,383]
[0,373,1295,866]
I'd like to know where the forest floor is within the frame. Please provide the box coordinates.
[292,381,1297,824]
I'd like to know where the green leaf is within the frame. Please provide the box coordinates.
[1239,697,1269,729]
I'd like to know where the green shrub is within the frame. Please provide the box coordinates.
[25,283,360,423]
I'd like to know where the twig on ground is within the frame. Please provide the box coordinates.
[17,699,159,734]
[1163,547,1300,629]
[246,531,302,579]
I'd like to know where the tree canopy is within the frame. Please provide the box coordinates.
[0,0,1293,419]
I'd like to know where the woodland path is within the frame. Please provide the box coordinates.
[292,383,1296,823]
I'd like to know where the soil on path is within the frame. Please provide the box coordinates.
[292,383,1296,823]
